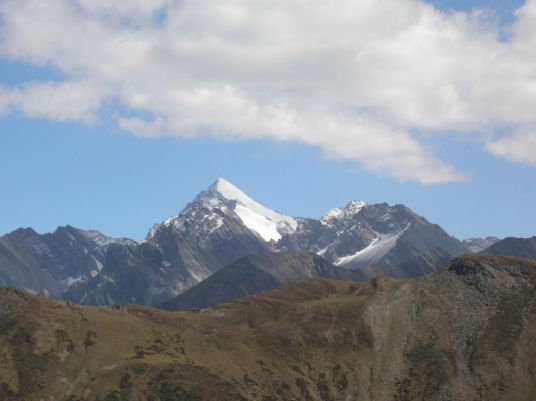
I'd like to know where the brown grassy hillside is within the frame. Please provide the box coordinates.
[0,255,535,401]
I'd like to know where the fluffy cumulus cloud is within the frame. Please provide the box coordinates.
[1,0,536,183]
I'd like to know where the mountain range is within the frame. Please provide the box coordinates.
[1,178,533,308]
[1,255,535,401]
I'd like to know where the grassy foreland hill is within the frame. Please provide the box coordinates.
[1,255,535,401]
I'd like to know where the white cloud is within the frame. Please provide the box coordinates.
[487,130,536,165]
[0,0,536,183]
[75,0,170,23]
[4,81,104,122]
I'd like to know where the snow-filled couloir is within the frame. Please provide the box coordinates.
[334,225,409,267]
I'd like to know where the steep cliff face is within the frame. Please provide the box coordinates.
[1,255,535,401]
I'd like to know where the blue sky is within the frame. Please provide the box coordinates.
[429,0,525,16]
[0,0,535,240]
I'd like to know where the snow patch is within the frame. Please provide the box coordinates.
[316,247,328,257]
[321,207,344,222]
[188,267,210,284]
[63,275,86,287]
[335,225,409,267]
[234,204,283,242]
[214,178,297,241]
[91,255,103,271]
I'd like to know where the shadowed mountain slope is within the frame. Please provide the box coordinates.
[359,246,454,279]
[160,251,366,311]
[0,226,134,298]
[482,236,536,260]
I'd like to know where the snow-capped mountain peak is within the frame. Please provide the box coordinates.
[320,200,368,225]
[345,200,368,213]
[147,178,297,243]
[209,178,297,242]
[209,178,251,203]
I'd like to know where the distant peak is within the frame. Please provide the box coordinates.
[54,224,81,234]
[211,177,232,188]
[146,178,298,243]
[345,200,368,211]
[8,227,38,237]
[209,178,253,204]
[321,199,367,224]
[215,177,231,185]
[205,177,297,242]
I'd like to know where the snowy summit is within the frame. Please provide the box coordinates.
[147,178,298,243]
[320,200,368,226]
[209,178,298,242]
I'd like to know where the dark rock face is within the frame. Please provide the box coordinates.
[160,251,365,311]
[65,241,163,305]
[482,236,536,260]
[65,225,234,306]
[0,225,133,297]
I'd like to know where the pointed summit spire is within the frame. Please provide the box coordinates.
[205,177,297,242]
[208,178,255,205]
